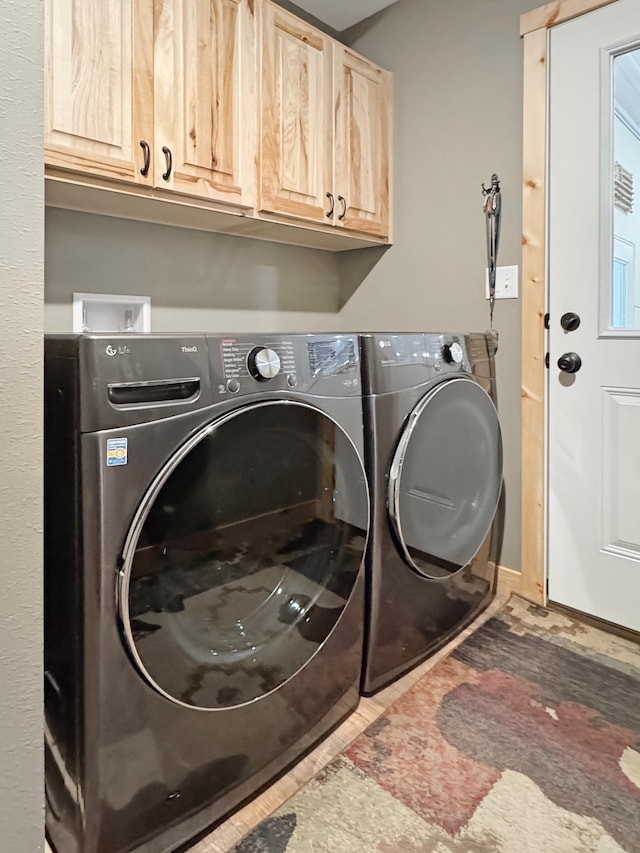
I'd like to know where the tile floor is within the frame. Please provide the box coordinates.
[45,594,507,853]
[192,593,508,852]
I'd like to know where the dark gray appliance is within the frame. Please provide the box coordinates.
[44,332,368,853]
[360,333,503,695]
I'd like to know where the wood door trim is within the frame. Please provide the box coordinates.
[495,565,522,598]
[520,0,617,36]
[521,25,547,605]
[520,0,619,605]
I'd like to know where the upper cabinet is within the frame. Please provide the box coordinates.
[46,0,256,206]
[153,0,256,207]
[260,2,333,224]
[45,0,154,184]
[45,0,393,249]
[259,1,392,240]
[334,46,392,238]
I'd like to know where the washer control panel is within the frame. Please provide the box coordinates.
[220,338,296,383]
[207,334,360,397]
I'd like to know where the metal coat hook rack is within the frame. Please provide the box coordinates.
[482,173,502,351]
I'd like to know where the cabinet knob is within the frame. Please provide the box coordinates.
[326,192,335,218]
[338,195,346,220]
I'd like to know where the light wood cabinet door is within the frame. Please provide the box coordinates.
[334,47,392,238]
[259,1,333,224]
[45,0,154,184]
[154,0,257,207]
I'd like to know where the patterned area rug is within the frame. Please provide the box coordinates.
[232,596,640,853]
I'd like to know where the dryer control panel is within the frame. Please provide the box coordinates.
[366,333,469,368]
[360,333,493,395]
[207,334,360,397]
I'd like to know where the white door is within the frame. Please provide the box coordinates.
[548,0,640,631]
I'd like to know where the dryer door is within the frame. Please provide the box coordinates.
[388,377,503,579]
[118,401,368,710]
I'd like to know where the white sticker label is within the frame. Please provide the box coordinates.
[107,438,128,467]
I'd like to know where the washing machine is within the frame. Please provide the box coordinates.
[44,332,369,853]
[359,332,503,695]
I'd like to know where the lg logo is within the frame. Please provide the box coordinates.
[105,344,130,357]
[378,340,391,348]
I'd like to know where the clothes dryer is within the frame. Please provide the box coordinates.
[44,332,368,853]
[360,333,503,695]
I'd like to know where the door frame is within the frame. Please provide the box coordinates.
[520,0,619,604]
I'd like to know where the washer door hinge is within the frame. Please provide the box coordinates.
[545,353,550,369]
[544,313,550,329]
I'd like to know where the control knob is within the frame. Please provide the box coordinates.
[247,347,281,381]
[442,342,464,365]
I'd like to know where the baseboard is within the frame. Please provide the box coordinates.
[494,564,522,597]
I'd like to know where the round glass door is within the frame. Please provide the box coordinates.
[118,401,368,710]
[388,378,502,580]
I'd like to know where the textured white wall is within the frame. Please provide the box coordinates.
[0,0,44,849]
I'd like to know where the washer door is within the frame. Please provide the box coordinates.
[118,401,368,710]
[388,377,503,579]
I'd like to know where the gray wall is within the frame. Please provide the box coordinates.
[46,0,540,572]
[46,210,342,334]
[0,0,44,849]
[338,0,542,570]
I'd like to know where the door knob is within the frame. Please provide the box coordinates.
[560,312,581,331]
[558,352,582,373]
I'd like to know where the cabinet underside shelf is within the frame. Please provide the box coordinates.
[46,175,391,253]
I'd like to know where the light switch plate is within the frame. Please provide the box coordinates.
[486,265,519,299]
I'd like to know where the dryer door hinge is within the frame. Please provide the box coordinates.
[545,353,550,369]
[544,313,550,329]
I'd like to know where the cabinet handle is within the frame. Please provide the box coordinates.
[326,192,335,218]
[139,140,150,177]
[338,195,347,220]
[162,146,173,181]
